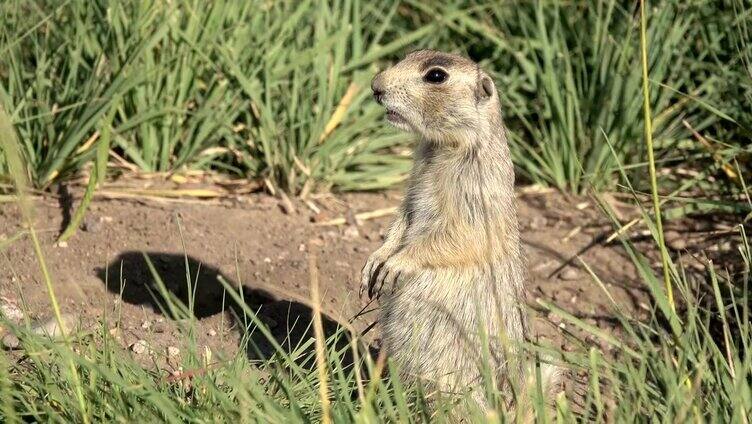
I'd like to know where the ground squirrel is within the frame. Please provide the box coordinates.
[361,50,558,414]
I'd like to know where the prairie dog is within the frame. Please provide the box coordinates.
[361,50,557,413]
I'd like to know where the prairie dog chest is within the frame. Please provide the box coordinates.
[403,148,483,236]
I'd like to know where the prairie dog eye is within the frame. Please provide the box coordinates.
[423,68,448,84]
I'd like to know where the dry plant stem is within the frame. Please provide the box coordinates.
[315,206,398,226]
[308,253,331,424]
[641,2,698,418]
[639,0,674,312]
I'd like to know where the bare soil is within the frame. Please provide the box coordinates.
[0,185,649,378]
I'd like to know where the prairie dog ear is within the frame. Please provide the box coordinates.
[475,74,495,102]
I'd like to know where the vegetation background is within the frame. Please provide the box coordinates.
[0,0,750,422]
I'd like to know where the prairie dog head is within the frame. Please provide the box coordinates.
[371,50,501,146]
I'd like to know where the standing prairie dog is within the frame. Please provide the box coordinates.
[361,50,558,413]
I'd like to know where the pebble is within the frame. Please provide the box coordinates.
[558,267,580,281]
[0,301,24,322]
[207,329,217,337]
[664,230,687,251]
[57,241,68,248]
[130,339,148,354]
[343,225,360,240]
[141,320,152,330]
[546,312,562,325]
[2,334,20,349]
[32,313,76,338]
[166,346,180,357]
[2,313,77,350]
[81,216,102,233]
[719,241,733,252]
[529,216,548,230]
[108,327,121,339]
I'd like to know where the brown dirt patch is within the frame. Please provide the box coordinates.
[0,186,648,374]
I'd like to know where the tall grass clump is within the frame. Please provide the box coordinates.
[475,0,738,192]
[408,0,749,194]
[2,0,750,196]
[0,0,457,193]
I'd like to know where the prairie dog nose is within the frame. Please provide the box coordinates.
[371,72,385,105]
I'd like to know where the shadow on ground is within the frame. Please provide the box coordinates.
[96,252,357,365]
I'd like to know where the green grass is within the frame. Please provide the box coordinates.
[1,0,749,196]
[0,0,427,193]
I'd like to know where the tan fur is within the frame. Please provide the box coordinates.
[362,50,560,417]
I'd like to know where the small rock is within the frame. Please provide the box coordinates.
[263,257,272,264]
[558,267,580,281]
[0,301,24,322]
[81,216,102,233]
[664,230,687,251]
[298,243,306,252]
[166,346,180,357]
[335,260,349,268]
[343,225,360,240]
[2,333,20,350]
[547,312,562,325]
[141,321,152,330]
[31,313,76,339]
[719,241,733,252]
[57,241,68,248]
[529,216,548,230]
[207,329,217,337]
[130,340,147,354]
